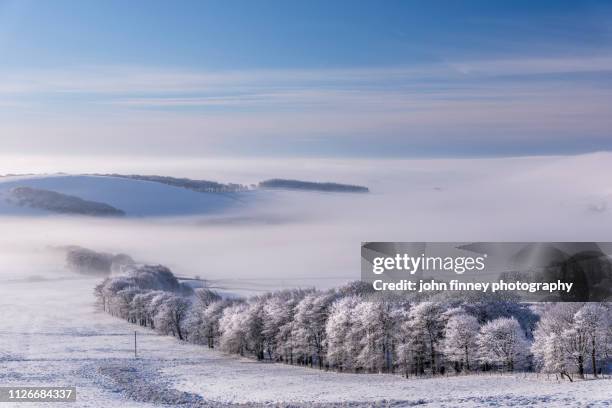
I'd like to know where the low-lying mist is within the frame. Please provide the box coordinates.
[1,153,611,292]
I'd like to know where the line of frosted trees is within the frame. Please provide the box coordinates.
[95,271,611,381]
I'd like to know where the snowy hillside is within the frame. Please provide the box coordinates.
[6,186,125,216]
[0,255,610,407]
[0,175,248,217]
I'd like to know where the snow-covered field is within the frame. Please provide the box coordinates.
[2,155,612,406]
[168,363,612,406]
[0,253,610,407]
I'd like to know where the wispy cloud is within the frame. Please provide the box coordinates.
[3,55,612,95]
[2,55,612,157]
[448,55,612,76]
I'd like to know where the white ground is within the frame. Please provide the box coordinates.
[168,364,612,407]
[1,253,610,407]
[2,156,612,406]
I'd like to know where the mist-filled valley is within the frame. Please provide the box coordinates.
[1,153,612,289]
[1,153,612,407]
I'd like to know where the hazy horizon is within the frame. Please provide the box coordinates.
[2,152,611,293]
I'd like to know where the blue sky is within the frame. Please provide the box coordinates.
[1,0,612,157]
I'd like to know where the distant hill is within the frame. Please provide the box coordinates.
[0,175,245,217]
[6,186,125,216]
[0,174,370,218]
[259,179,369,193]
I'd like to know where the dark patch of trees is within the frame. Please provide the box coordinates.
[97,174,248,193]
[258,179,369,193]
[7,186,125,216]
[66,246,134,276]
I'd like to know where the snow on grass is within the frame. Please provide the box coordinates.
[2,154,612,406]
[162,355,612,406]
[1,254,610,407]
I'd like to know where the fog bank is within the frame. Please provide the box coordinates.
[1,153,611,291]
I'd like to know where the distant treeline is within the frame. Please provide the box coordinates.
[96,174,249,193]
[95,264,611,381]
[259,179,369,193]
[6,174,370,195]
[0,173,37,178]
[65,246,134,276]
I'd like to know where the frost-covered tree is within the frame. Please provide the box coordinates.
[110,287,141,320]
[219,303,249,355]
[154,294,192,340]
[201,300,234,349]
[194,288,222,307]
[261,295,285,360]
[478,316,530,372]
[292,291,337,368]
[532,303,580,381]
[262,290,306,362]
[605,305,612,365]
[129,291,159,327]
[325,296,361,371]
[531,303,609,380]
[462,300,538,337]
[180,288,224,345]
[444,313,480,372]
[574,303,609,377]
[275,290,308,364]
[560,324,589,379]
[181,305,205,345]
[558,303,610,379]
[407,302,446,375]
[96,276,131,314]
[217,299,263,357]
[353,298,398,373]
[145,291,173,330]
[396,308,428,377]
[243,298,266,360]
[99,260,605,378]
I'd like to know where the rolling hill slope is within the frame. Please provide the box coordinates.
[0,175,246,217]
